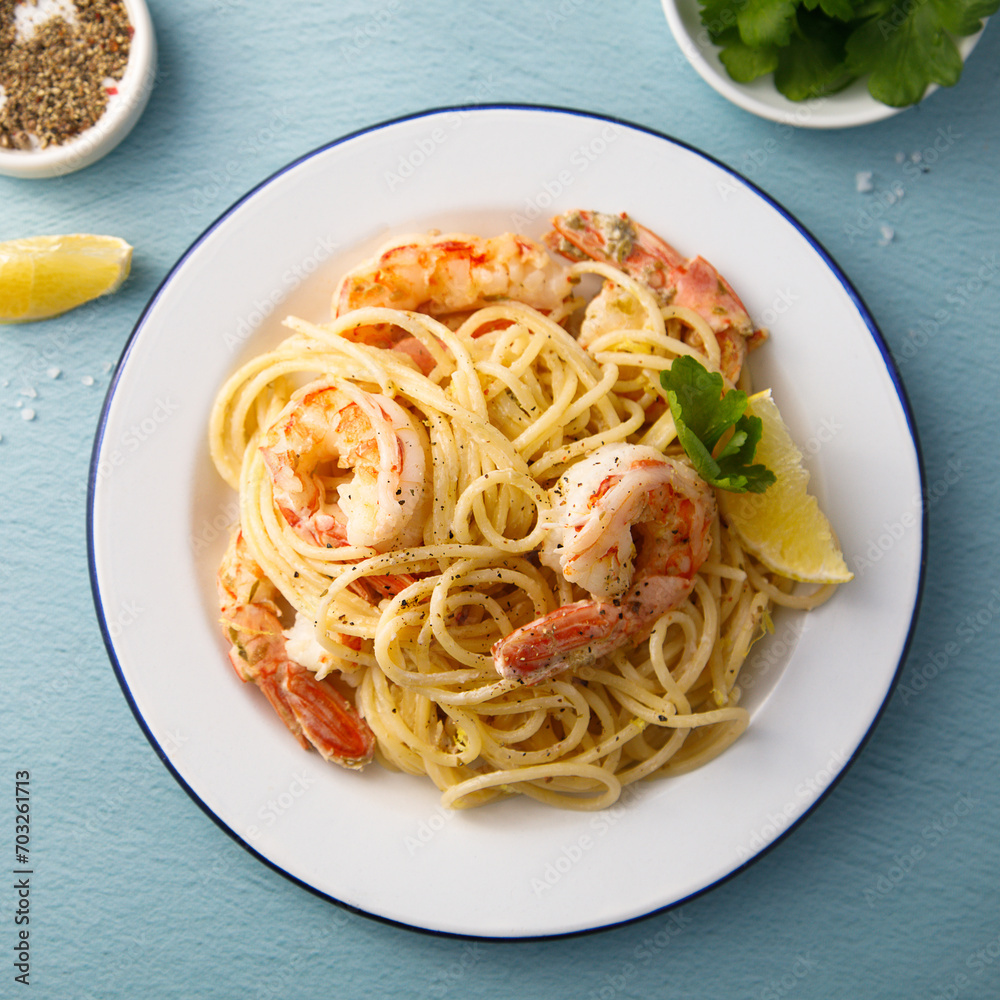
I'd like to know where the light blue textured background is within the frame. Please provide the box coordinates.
[2,1,999,997]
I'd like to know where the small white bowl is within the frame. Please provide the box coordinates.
[661,0,986,129]
[0,0,156,178]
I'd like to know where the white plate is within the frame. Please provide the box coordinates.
[89,106,924,938]
[661,0,986,128]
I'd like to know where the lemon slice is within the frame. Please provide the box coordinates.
[719,390,853,583]
[0,235,133,323]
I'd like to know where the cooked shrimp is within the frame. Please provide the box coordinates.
[545,210,765,382]
[217,529,375,768]
[333,232,576,372]
[336,231,575,316]
[493,443,716,685]
[260,379,427,551]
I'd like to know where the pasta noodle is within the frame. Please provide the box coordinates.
[209,219,838,811]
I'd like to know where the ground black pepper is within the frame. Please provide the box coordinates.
[0,0,132,150]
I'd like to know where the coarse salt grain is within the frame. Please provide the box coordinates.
[81,375,95,385]
[855,171,874,193]
[21,407,35,420]
[47,367,61,378]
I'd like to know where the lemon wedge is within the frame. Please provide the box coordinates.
[719,390,852,584]
[0,235,133,323]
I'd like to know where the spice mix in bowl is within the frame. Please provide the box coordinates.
[0,0,156,178]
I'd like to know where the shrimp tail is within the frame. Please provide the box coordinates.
[493,600,631,685]
[223,610,376,768]
[494,573,698,686]
[281,663,375,769]
[230,650,311,750]
[230,647,374,767]
[218,529,375,769]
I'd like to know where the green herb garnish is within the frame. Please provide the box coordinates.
[697,0,998,108]
[660,356,776,494]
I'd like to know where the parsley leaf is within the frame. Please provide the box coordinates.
[716,28,780,83]
[696,0,1000,108]
[803,0,857,20]
[845,1,969,106]
[660,356,776,494]
[737,0,800,48]
[932,0,1000,36]
[774,7,855,99]
[699,0,744,43]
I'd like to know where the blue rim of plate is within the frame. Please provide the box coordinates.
[87,103,927,940]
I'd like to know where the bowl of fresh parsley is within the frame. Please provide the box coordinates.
[662,0,994,128]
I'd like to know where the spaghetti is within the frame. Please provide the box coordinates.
[209,214,839,811]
